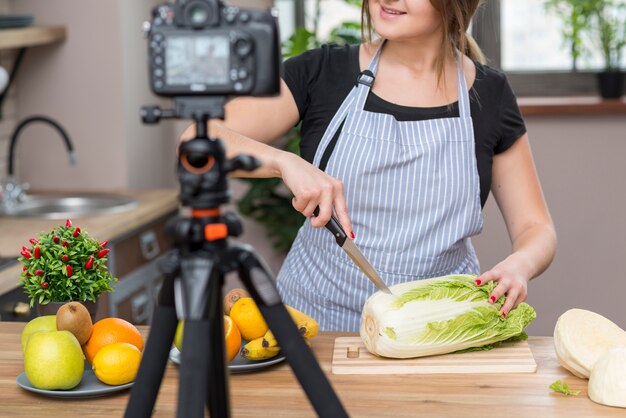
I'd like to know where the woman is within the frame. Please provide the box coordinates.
[183,0,557,332]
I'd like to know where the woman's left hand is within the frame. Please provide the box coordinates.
[474,255,531,318]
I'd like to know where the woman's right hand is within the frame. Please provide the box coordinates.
[279,152,354,237]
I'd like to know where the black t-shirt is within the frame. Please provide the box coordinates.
[282,44,527,207]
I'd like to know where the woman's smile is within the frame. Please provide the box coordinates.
[380,5,406,19]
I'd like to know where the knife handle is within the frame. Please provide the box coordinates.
[313,207,347,246]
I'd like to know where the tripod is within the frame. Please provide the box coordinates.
[124,99,348,418]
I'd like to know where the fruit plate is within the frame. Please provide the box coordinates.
[169,346,286,373]
[16,361,133,398]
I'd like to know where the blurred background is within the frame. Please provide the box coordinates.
[0,0,625,335]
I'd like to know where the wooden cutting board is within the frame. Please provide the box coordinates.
[332,337,537,375]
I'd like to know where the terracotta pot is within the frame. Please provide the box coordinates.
[36,299,99,323]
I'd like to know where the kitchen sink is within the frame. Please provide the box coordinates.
[0,193,139,218]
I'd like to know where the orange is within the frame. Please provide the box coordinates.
[83,317,144,364]
[92,342,142,385]
[229,297,268,341]
[224,315,241,362]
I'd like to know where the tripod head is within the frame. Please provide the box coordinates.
[142,97,260,210]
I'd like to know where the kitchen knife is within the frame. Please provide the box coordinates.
[313,208,392,295]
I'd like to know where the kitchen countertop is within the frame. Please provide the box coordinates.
[0,323,622,418]
[0,189,179,296]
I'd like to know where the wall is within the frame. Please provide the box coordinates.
[8,0,177,192]
[473,114,626,336]
[0,0,16,179]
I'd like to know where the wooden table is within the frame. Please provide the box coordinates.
[0,322,623,417]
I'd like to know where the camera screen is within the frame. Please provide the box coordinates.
[165,35,230,86]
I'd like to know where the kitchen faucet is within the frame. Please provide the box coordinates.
[1,115,76,210]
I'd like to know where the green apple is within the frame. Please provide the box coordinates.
[24,330,84,390]
[174,320,184,352]
[21,315,56,352]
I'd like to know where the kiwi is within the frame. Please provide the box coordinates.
[56,302,94,345]
[223,288,250,315]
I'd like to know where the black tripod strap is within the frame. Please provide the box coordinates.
[124,305,178,418]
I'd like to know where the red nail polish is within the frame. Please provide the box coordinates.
[501,312,507,318]
[350,231,355,239]
[490,295,496,303]
[474,279,481,285]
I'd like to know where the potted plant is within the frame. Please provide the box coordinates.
[546,0,626,98]
[17,219,117,319]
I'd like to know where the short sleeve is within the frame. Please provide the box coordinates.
[494,76,527,154]
[282,48,325,120]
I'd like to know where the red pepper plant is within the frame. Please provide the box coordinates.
[18,219,117,307]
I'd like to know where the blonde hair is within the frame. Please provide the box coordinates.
[361,0,486,82]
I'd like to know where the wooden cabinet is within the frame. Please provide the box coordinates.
[97,212,175,325]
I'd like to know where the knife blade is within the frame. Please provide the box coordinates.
[313,208,392,295]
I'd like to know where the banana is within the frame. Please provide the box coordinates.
[285,305,319,339]
[241,337,280,361]
[263,329,312,348]
[262,329,278,348]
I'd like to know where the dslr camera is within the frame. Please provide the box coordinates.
[147,0,280,97]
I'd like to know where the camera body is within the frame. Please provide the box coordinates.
[148,0,280,97]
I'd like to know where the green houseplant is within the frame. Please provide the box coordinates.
[237,0,362,252]
[546,0,626,98]
[17,218,117,317]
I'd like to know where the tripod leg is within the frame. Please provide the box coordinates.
[176,255,230,418]
[233,245,349,418]
[125,253,180,418]
[206,271,229,418]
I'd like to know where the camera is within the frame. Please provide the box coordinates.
[147,0,280,97]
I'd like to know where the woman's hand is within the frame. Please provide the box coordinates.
[474,253,531,318]
[278,152,354,237]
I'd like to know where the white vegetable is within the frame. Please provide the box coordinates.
[359,274,536,358]
[588,348,626,408]
[553,309,626,378]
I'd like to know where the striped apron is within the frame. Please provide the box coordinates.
[276,41,483,332]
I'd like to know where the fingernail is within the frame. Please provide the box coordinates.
[474,279,481,286]
[489,295,496,303]
[350,231,355,239]
[501,312,507,318]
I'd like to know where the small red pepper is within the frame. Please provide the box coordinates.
[97,248,110,258]
[22,266,28,271]
[85,254,94,270]
[25,272,31,277]
[22,246,29,253]
[62,240,70,248]
[29,238,38,245]
[53,235,60,244]
[73,227,81,238]
[35,269,45,277]
[61,254,69,262]
[65,219,72,228]
[99,240,109,248]
[34,246,41,259]
[66,265,73,277]
[41,282,49,289]
[20,251,31,259]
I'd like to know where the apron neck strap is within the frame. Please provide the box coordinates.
[356,39,385,87]
[456,52,471,118]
